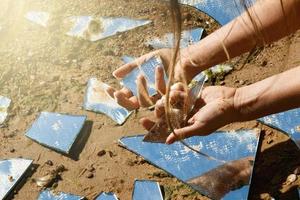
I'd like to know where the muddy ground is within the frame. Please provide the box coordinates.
[0,0,300,199]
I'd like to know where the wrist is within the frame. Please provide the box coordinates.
[233,86,260,122]
[180,48,207,82]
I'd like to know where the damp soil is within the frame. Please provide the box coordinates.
[0,0,300,199]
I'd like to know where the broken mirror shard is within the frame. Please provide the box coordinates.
[66,16,151,41]
[132,180,163,200]
[146,28,205,49]
[0,96,11,124]
[25,11,50,27]
[120,56,168,97]
[95,192,118,200]
[179,0,255,25]
[37,189,84,200]
[83,78,132,125]
[25,112,86,154]
[0,158,33,200]
[119,129,260,200]
[258,108,300,148]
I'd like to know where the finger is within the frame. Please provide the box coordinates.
[137,74,153,108]
[166,122,202,144]
[170,82,185,92]
[120,87,133,98]
[113,62,137,79]
[114,91,139,110]
[106,86,116,98]
[113,52,157,79]
[155,66,166,95]
[154,99,165,118]
[140,117,156,131]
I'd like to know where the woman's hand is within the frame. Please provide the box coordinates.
[140,86,241,144]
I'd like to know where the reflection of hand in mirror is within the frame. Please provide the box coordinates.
[111,49,171,110]
[187,157,254,200]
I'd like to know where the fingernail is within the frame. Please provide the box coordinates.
[165,136,173,145]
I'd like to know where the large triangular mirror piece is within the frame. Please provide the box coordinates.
[119,129,260,199]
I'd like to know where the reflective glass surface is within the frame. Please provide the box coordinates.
[0,158,33,200]
[83,78,132,125]
[146,28,205,49]
[258,108,300,148]
[25,112,87,154]
[120,130,260,199]
[66,16,151,41]
[25,11,50,27]
[0,95,11,124]
[95,192,118,200]
[37,189,84,200]
[120,56,167,97]
[180,0,255,25]
[132,180,163,200]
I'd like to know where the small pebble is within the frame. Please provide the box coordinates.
[97,150,106,157]
[86,172,94,179]
[261,60,268,66]
[8,175,14,182]
[45,160,53,166]
[9,148,15,153]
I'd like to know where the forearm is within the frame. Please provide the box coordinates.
[182,0,300,78]
[234,66,300,121]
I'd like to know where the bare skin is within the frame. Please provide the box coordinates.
[112,0,300,143]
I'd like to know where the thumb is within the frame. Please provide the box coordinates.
[165,122,202,145]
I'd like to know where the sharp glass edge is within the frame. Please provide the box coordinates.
[0,158,33,200]
[25,112,87,154]
[83,78,132,125]
[132,180,164,200]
